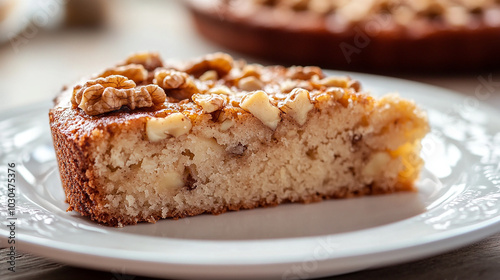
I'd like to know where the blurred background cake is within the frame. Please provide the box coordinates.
[187,0,500,73]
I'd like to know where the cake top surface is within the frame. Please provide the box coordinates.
[52,52,428,146]
[58,52,366,121]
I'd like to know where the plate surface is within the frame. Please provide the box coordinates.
[1,72,500,279]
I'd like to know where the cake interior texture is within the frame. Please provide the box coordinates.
[49,52,429,226]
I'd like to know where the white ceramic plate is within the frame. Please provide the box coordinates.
[1,72,500,279]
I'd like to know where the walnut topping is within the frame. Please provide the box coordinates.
[238,76,264,91]
[183,52,233,78]
[233,64,262,82]
[199,70,218,81]
[146,113,192,141]
[124,52,163,71]
[311,75,350,88]
[280,79,298,93]
[287,66,324,80]
[240,90,281,130]
[325,87,345,100]
[68,52,367,131]
[97,64,148,83]
[154,69,199,100]
[279,88,314,126]
[71,75,166,115]
[192,93,227,113]
[208,85,233,95]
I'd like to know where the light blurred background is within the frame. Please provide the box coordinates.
[0,0,499,111]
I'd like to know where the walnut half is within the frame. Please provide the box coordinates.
[182,52,233,78]
[71,75,166,116]
[96,64,148,83]
[154,69,199,100]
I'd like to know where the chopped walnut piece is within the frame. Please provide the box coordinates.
[97,64,148,83]
[311,75,350,88]
[71,75,166,116]
[192,93,227,113]
[280,79,298,93]
[287,66,324,80]
[199,70,218,81]
[238,76,264,91]
[154,69,199,100]
[240,90,281,130]
[279,88,314,125]
[233,64,261,82]
[325,87,345,100]
[208,85,233,95]
[124,52,163,71]
[348,79,361,91]
[296,80,314,91]
[183,52,233,78]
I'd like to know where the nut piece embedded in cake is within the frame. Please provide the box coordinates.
[71,75,166,115]
[279,88,314,126]
[146,112,193,141]
[240,90,281,130]
[199,70,218,81]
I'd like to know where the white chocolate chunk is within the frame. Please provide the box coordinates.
[240,90,281,130]
[279,88,314,126]
[146,113,192,141]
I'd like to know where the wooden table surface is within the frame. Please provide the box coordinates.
[0,0,499,279]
